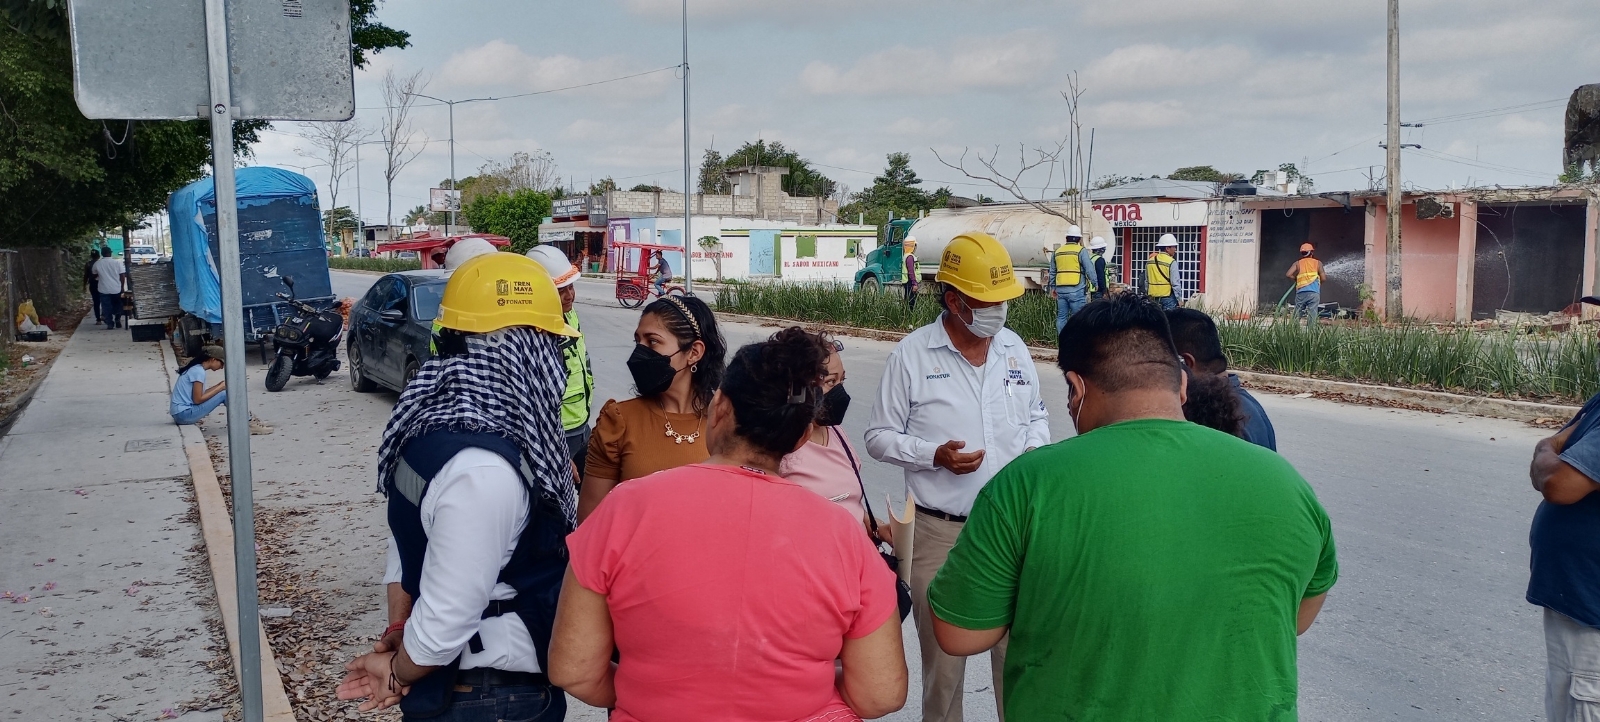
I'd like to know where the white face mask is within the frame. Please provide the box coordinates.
[959,299,1008,338]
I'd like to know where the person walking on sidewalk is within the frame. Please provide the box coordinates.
[1049,225,1097,334]
[929,293,1338,722]
[865,233,1049,722]
[550,327,908,721]
[91,246,127,330]
[336,252,581,720]
[1142,234,1182,310]
[527,245,595,476]
[1527,295,1600,722]
[169,346,273,434]
[84,249,103,324]
[1286,243,1325,326]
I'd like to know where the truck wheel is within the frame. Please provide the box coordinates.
[265,355,293,392]
[857,274,882,294]
[348,342,377,392]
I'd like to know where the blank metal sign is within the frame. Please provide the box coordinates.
[68,0,354,121]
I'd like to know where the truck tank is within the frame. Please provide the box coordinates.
[905,203,1114,289]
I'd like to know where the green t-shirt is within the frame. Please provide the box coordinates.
[929,418,1337,721]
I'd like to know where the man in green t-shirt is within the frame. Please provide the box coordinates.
[928,294,1338,721]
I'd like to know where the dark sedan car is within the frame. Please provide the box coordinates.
[348,270,447,393]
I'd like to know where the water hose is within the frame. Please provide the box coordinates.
[1275,284,1295,314]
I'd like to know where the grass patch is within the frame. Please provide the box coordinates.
[715,282,1598,404]
[329,257,422,273]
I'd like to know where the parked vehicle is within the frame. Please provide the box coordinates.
[167,167,337,362]
[347,270,448,394]
[264,276,345,392]
[129,245,160,265]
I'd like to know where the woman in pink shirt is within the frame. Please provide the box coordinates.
[549,328,908,721]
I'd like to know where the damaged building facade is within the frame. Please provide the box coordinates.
[1092,180,1600,320]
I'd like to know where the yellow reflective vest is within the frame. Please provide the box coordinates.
[558,310,594,432]
[1145,252,1176,298]
[1053,242,1086,288]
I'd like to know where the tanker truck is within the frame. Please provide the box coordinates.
[853,202,1114,292]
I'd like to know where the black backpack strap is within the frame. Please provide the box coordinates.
[832,426,884,544]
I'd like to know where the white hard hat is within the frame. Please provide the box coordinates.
[526,244,579,288]
[1156,233,1179,248]
[1089,236,1108,250]
[443,237,497,270]
[1066,225,1083,238]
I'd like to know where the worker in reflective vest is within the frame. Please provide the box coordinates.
[1049,225,1097,335]
[1285,243,1324,326]
[1144,233,1182,310]
[528,245,596,474]
[1088,236,1111,300]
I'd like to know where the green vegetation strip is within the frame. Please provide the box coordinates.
[328,257,422,273]
[715,282,1599,404]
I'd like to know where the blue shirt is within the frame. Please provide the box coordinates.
[171,364,207,413]
[1229,375,1277,452]
[1529,392,1600,627]
[1297,279,1321,295]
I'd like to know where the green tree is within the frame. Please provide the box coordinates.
[725,140,836,198]
[629,184,666,193]
[463,189,551,254]
[0,0,408,247]
[837,152,942,239]
[587,177,618,195]
[1166,165,1244,183]
[1092,174,1147,190]
[698,148,730,194]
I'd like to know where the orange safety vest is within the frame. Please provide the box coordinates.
[1294,258,1323,289]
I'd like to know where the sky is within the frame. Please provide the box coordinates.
[241,0,1600,227]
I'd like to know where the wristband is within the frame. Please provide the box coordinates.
[381,620,406,640]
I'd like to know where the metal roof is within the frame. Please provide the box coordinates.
[1087,178,1217,201]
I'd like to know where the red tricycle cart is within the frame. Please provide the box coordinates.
[612,240,685,308]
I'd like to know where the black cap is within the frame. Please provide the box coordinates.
[1583,296,1600,306]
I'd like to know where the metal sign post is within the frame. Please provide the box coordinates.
[67,2,354,720]
[201,1,263,718]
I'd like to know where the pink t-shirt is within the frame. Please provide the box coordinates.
[568,463,898,722]
[780,428,870,526]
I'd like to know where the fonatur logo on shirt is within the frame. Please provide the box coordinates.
[926,365,951,380]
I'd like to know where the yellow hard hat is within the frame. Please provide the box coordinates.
[934,232,1023,303]
[437,252,579,337]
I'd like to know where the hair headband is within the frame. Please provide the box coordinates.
[662,296,701,340]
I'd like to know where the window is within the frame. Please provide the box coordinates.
[411,282,445,321]
[366,278,406,312]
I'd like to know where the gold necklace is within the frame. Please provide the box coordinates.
[657,402,701,444]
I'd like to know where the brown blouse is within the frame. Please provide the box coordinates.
[584,397,710,483]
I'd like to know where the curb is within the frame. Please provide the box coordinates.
[704,310,1583,423]
[159,342,296,722]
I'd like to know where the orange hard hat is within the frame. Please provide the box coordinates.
[1299,243,1315,252]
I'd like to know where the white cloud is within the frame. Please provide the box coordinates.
[800,29,1056,96]
[437,40,672,96]
[1082,44,1237,92]
[886,117,954,136]
[1084,100,1189,129]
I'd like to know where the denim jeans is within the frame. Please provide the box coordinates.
[654,276,667,296]
[1156,295,1180,311]
[1054,287,1089,334]
[412,683,564,722]
[172,390,226,425]
[99,292,121,329]
[1294,290,1321,325]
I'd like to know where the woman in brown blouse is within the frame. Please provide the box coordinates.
[579,294,726,521]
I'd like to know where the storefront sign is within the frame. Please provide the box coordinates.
[1206,205,1257,244]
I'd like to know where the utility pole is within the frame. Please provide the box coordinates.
[414,94,494,236]
[1385,0,1403,320]
[681,0,693,296]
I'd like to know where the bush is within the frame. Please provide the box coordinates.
[328,257,421,273]
[716,282,1600,403]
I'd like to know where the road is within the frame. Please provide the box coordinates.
[319,270,1549,720]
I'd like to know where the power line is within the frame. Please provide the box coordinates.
[1404,97,1567,126]
[355,65,680,111]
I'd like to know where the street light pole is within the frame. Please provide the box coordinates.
[1385,0,1403,320]
[414,94,493,236]
[681,0,693,296]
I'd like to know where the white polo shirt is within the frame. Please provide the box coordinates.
[865,315,1050,517]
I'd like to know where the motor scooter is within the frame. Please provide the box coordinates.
[265,276,344,392]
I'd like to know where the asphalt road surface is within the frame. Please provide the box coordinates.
[328,271,1550,721]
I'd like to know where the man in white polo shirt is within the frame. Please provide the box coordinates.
[866,232,1049,722]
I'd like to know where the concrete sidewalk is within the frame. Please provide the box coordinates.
[0,317,227,720]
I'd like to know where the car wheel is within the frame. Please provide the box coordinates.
[402,359,420,389]
[349,342,377,392]
[265,355,293,392]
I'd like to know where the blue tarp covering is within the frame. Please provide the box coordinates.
[167,167,331,324]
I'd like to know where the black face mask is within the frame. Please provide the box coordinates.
[817,384,850,426]
[627,343,680,397]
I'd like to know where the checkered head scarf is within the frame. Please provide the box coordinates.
[376,325,577,529]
